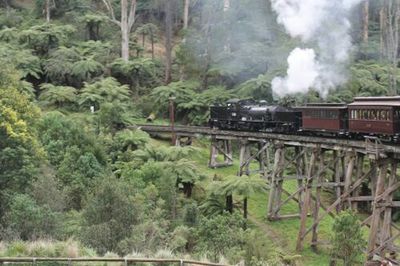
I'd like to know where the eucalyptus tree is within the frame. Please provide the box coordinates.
[101,0,138,61]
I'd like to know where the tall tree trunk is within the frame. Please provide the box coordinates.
[393,0,400,94]
[121,0,130,61]
[223,0,231,53]
[45,0,51,22]
[380,4,386,58]
[102,0,137,61]
[164,0,173,84]
[223,0,230,11]
[180,0,190,81]
[150,30,155,60]
[384,0,400,94]
[362,0,369,43]
[183,0,190,29]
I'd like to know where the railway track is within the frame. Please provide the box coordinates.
[133,124,400,156]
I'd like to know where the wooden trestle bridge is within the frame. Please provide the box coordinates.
[136,124,400,265]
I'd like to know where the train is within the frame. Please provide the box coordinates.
[209,97,400,142]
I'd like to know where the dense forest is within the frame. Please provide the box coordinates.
[0,0,398,265]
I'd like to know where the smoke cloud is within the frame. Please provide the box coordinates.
[271,0,363,98]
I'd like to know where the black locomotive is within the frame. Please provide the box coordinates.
[209,99,301,133]
[209,97,400,142]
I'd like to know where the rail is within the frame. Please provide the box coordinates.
[134,124,400,156]
[0,257,229,266]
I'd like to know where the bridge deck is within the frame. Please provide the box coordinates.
[136,124,400,156]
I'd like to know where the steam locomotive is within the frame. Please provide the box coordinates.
[209,97,400,141]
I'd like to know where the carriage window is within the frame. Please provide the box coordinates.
[395,110,400,120]
[370,110,377,120]
[380,110,387,121]
[361,110,367,119]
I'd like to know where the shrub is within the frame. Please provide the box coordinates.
[3,194,59,240]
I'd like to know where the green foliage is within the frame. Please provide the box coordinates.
[151,81,232,124]
[19,23,76,56]
[221,175,268,198]
[38,111,105,166]
[220,175,267,219]
[3,194,59,240]
[44,43,109,85]
[113,129,150,152]
[195,212,246,262]
[178,86,233,125]
[110,57,161,96]
[78,77,131,109]
[0,87,42,196]
[0,44,42,79]
[81,178,139,254]
[58,147,105,209]
[151,80,198,112]
[81,13,108,41]
[330,210,365,266]
[39,83,77,107]
[236,74,274,102]
[31,170,66,212]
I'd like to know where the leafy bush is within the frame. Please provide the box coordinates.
[3,194,59,240]
[0,87,42,199]
[330,210,366,266]
[194,212,246,262]
[81,178,140,254]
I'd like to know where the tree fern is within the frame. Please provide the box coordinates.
[39,83,77,107]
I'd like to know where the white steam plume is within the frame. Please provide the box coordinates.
[271,0,363,98]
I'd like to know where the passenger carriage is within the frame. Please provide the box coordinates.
[348,97,400,141]
[297,103,348,135]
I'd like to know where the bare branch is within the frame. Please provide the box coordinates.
[101,0,121,26]
[128,0,137,30]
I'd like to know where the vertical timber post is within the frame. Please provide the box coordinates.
[352,154,364,211]
[380,160,397,257]
[209,136,218,168]
[238,139,248,176]
[334,150,342,213]
[273,145,286,219]
[367,160,388,260]
[267,143,284,220]
[258,142,267,178]
[224,140,233,165]
[296,147,306,215]
[343,152,355,209]
[296,147,317,251]
[311,149,325,251]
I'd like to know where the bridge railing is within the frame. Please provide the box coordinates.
[0,258,229,266]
